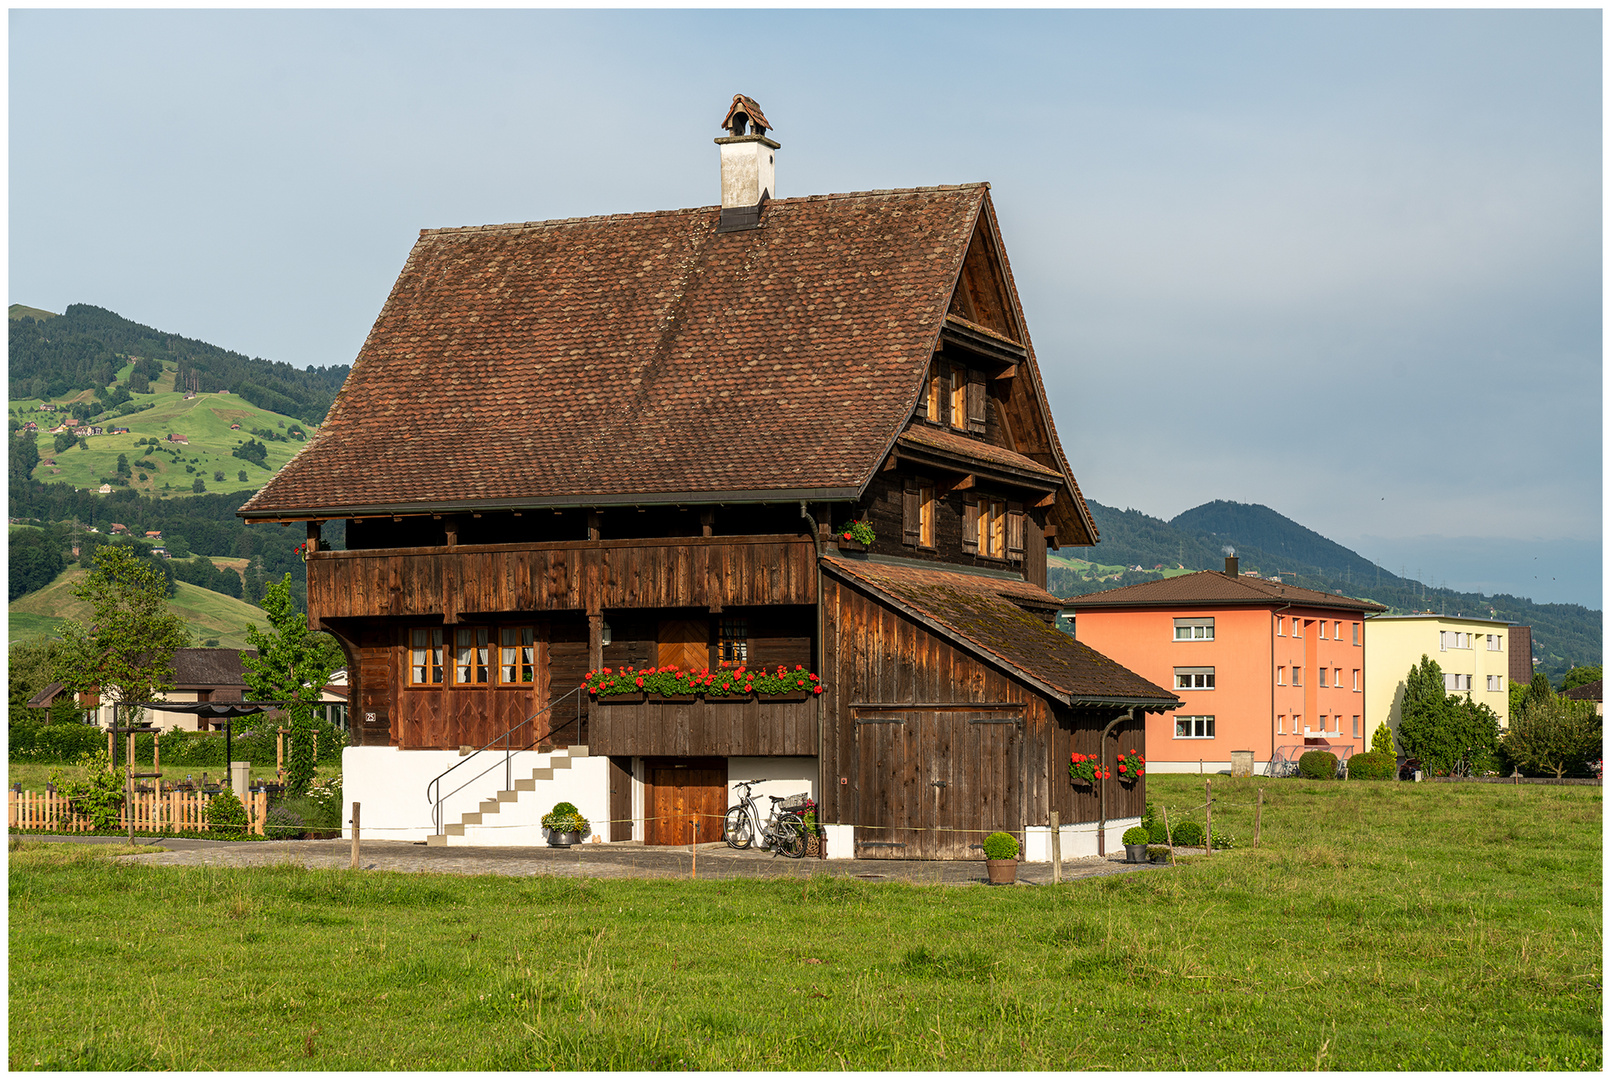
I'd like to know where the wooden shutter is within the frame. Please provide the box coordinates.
[916,363,931,418]
[967,377,986,433]
[1007,503,1025,563]
[962,497,980,554]
[657,618,709,671]
[902,483,921,546]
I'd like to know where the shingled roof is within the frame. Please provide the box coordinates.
[1064,570,1387,613]
[824,555,1178,708]
[243,185,1008,520]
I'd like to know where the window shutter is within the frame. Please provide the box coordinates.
[962,497,980,553]
[1007,504,1025,562]
[903,483,920,546]
[967,377,986,433]
[916,364,931,418]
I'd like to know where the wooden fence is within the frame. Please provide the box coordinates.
[9,789,269,835]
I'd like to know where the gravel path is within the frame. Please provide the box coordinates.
[25,834,1162,885]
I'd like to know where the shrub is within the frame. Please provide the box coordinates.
[1168,820,1206,848]
[14,722,105,763]
[50,749,125,831]
[1370,722,1396,758]
[264,805,305,839]
[206,787,248,839]
[541,801,589,834]
[1121,825,1150,846]
[1346,751,1396,780]
[982,831,1020,860]
[1298,750,1339,780]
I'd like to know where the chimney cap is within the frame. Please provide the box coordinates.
[721,94,772,138]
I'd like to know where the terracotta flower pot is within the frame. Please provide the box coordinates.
[985,858,1018,885]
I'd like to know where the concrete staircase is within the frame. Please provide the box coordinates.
[425,743,591,847]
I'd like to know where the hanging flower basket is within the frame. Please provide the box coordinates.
[1116,750,1146,784]
[1069,752,1109,786]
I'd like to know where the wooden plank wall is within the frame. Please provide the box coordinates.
[590,697,815,757]
[308,536,817,621]
[861,471,1046,575]
[1047,706,1148,825]
[822,576,1142,851]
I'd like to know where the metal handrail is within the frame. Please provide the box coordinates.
[425,686,584,836]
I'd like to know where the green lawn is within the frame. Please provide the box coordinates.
[10,565,266,649]
[7,776,1601,1070]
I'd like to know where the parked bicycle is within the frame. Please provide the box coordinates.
[724,779,806,858]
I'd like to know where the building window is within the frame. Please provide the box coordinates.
[1277,666,1285,685]
[1317,622,1327,640]
[410,628,444,685]
[1440,631,1471,651]
[949,365,967,431]
[719,617,748,666]
[1443,673,1472,692]
[1175,715,1216,739]
[1294,713,1303,732]
[1352,715,1360,738]
[1276,616,1284,636]
[1293,620,1304,638]
[1352,669,1360,691]
[1335,667,1343,688]
[1352,622,1361,646]
[1319,669,1329,688]
[1277,715,1285,735]
[454,627,490,684]
[1174,618,1215,641]
[919,482,936,548]
[499,627,536,683]
[1486,634,1502,651]
[1487,674,1503,692]
[1175,667,1215,691]
[927,363,944,423]
[1293,666,1303,686]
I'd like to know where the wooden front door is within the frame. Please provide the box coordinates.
[644,757,727,845]
[854,707,1022,860]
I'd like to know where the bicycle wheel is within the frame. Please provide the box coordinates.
[773,813,806,859]
[724,806,753,850]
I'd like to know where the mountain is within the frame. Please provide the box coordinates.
[1057,499,1599,685]
[9,303,349,425]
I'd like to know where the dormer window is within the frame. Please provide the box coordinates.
[949,365,967,430]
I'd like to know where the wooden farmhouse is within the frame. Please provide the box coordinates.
[241,96,1178,859]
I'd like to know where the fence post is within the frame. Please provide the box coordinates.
[1204,778,1212,855]
[350,802,360,870]
[1255,788,1264,847]
[1049,810,1061,884]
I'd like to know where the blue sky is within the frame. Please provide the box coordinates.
[9,9,1602,608]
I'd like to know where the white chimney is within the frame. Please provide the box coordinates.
[715,94,778,232]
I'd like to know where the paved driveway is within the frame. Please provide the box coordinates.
[22,834,1162,886]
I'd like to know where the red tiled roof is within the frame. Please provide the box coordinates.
[824,556,1178,707]
[897,425,1063,480]
[721,94,772,134]
[1561,679,1601,703]
[1064,570,1387,613]
[243,185,995,518]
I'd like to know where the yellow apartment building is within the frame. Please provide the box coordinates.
[1364,614,1513,734]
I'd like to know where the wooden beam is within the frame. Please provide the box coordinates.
[938,474,976,495]
[1033,492,1056,509]
[882,452,899,472]
[992,364,1018,381]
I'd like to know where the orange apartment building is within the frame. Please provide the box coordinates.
[1064,557,1387,773]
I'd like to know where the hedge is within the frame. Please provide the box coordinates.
[1298,750,1339,780]
[1346,750,1396,780]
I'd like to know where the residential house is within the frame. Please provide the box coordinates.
[167,433,188,444]
[1561,679,1602,716]
[237,95,1177,858]
[145,530,163,540]
[1364,614,1513,733]
[109,523,128,534]
[1064,557,1386,773]
[23,421,38,432]
[30,649,257,731]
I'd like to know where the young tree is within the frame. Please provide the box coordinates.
[1370,720,1396,759]
[242,575,338,794]
[1504,695,1602,778]
[1396,654,1501,775]
[54,545,190,726]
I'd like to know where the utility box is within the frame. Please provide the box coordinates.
[1230,751,1254,778]
[230,761,250,802]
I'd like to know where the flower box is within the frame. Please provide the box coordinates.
[592,692,645,704]
[649,694,696,704]
[704,693,753,703]
[836,538,867,553]
[764,692,811,703]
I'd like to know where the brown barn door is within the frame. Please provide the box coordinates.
[644,757,727,845]
[855,707,1021,860]
[658,618,709,671]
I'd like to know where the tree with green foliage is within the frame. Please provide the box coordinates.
[192,477,205,493]
[1526,672,1553,707]
[9,638,84,727]
[1504,694,1602,778]
[1396,654,1501,775]
[242,575,338,795]
[115,453,131,478]
[1370,721,1396,759]
[1561,665,1601,693]
[8,526,66,600]
[11,429,40,481]
[53,545,190,726]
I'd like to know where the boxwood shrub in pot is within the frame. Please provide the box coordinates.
[982,831,1020,884]
[1298,750,1339,780]
[1122,825,1150,846]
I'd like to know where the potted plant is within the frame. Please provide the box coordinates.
[541,801,590,847]
[982,830,1020,884]
[1121,825,1151,863]
[1068,751,1109,787]
[836,519,876,552]
[798,800,827,858]
[1116,750,1145,784]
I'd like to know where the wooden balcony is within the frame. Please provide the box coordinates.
[307,534,818,624]
[588,694,817,758]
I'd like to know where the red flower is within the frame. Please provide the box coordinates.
[634,677,644,688]
[812,685,824,694]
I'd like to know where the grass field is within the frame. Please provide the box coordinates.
[9,565,266,649]
[8,775,1600,1070]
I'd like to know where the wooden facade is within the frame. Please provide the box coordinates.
[820,575,1146,859]
[591,695,815,758]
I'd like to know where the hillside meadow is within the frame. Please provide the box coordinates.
[8,564,265,649]
[7,775,1599,1070]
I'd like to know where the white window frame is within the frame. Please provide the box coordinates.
[1276,666,1286,685]
[1319,668,1329,688]
[1174,617,1215,641]
[1352,669,1360,691]
[1174,667,1215,691]
[1276,616,1284,636]
[1487,674,1503,692]
[1174,715,1216,739]
[1352,622,1361,646]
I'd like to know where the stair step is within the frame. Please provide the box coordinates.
[445,823,466,836]
[479,801,501,815]
[532,769,554,781]
[496,790,520,802]
[568,745,590,759]
[514,779,536,791]
[551,757,572,770]
[426,833,449,847]
[461,813,482,825]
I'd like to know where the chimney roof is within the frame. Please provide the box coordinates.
[721,94,772,136]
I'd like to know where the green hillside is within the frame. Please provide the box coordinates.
[9,563,268,651]
[1059,499,1600,685]
[8,303,59,322]
[16,372,312,499]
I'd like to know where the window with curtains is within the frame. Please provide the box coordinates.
[410,625,536,687]
[454,627,491,684]
[410,628,444,685]
[500,627,536,683]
